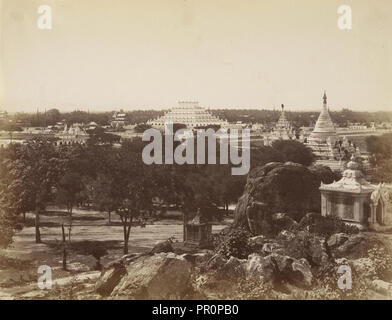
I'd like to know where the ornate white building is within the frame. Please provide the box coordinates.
[306,92,339,158]
[147,101,228,129]
[320,155,392,230]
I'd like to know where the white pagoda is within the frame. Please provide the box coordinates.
[147,101,228,130]
[306,92,339,159]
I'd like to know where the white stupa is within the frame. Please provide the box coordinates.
[307,92,338,158]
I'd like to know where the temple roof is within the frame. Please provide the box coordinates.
[147,101,228,128]
[320,155,375,194]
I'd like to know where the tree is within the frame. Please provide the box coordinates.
[271,140,315,166]
[4,138,60,243]
[0,208,19,248]
[134,123,152,133]
[45,109,61,125]
[366,133,392,183]
[89,174,117,223]
[109,142,154,254]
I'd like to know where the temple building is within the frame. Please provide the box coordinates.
[111,110,126,128]
[55,123,89,145]
[306,92,339,159]
[320,155,392,230]
[147,101,228,130]
[264,104,296,146]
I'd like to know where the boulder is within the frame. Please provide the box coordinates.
[205,254,228,271]
[333,234,368,259]
[327,233,349,248]
[286,231,331,267]
[371,279,392,296]
[248,235,268,248]
[290,258,313,288]
[262,242,285,255]
[149,239,174,254]
[271,213,298,234]
[245,253,276,283]
[111,253,193,299]
[234,162,336,233]
[95,262,127,296]
[181,252,212,266]
[277,230,296,242]
[270,254,293,274]
[220,256,247,278]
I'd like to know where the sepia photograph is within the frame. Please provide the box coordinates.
[0,0,392,307]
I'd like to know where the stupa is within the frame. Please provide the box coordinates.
[264,104,296,146]
[272,104,296,140]
[307,92,338,158]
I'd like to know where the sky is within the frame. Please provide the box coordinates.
[0,0,391,112]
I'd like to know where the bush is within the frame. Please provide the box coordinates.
[234,279,274,300]
[293,213,359,237]
[215,228,252,259]
[368,245,392,280]
[302,265,369,300]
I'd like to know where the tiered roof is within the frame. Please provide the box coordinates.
[147,101,228,129]
[272,104,295,140]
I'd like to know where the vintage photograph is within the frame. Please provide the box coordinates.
[0,0,391,301]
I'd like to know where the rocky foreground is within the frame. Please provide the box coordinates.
[21,211,387,300]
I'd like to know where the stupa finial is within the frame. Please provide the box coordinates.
[323,91,327,105]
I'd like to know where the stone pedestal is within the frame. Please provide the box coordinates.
[184,223,212,248]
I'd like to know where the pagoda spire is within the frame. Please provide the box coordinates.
[323,91,327,107]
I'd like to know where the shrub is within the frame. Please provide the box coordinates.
[368,245,392,279]
[215,228,252,259]
[293,213,359,237]
[234,279,274,300]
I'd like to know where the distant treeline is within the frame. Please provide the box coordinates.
[1,109,164,129]
[212,109,392,128]
[1,108,392,130]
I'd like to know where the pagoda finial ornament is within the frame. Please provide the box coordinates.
[323,91,327,105]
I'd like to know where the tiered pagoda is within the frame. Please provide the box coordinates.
[272,104,296,140]
[147,101,228,130]
[307,92,339,159]
[264,104,296,146]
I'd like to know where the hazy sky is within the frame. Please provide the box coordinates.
[0,0,391,112]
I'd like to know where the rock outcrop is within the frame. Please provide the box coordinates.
[110,253,193,299]
[234,162,336,235]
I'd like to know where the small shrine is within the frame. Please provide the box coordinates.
[319,155,391,229]
[184,209,213,248]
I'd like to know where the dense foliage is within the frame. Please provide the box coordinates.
[366,133,392,182]
[215,228,252,259]
[0,137,245,252]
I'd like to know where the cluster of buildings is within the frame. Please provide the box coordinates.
[0,94,388,165]
[143,94,373,173]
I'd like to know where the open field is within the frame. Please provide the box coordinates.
[0,207,231,299]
